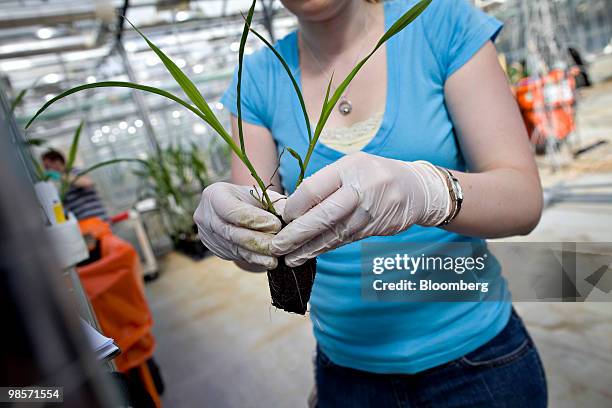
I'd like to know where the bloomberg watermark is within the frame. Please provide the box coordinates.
[361,242,612,302]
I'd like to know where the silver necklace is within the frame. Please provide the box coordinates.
[301,9,371,116]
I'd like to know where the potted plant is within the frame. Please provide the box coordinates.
[135,143,212,259]
[26,0,432,314]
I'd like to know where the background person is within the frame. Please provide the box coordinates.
[41,149,108,221]
[194,0,546,406]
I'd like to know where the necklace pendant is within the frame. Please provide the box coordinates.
[338,99,352,115]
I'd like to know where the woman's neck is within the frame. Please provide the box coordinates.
[298,1,377,60]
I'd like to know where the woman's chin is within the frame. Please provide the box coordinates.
[280,0,350,22]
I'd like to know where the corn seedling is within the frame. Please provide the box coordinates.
[134,144,210,245]
[248,0,432,185]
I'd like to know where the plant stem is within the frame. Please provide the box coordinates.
[231,137,278,216]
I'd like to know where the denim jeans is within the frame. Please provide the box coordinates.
[315,309,547,408]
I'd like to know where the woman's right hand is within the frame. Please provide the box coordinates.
[194,182,285,271]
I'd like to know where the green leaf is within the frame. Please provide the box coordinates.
[26,81,208,132]
[312,72,334,148]
[72,158,146,185]
[66,120,84,173]
[286,146,304,179]
[237,0,257,155]
[62,158,146,200]
[132,169,150,179]
[24,137,46,147]
[249,27,313,143]
[124,18,228,141]
[318,0,431,131]
[306,0,431,175]
[374,0,432,50]
[10,89,27,112]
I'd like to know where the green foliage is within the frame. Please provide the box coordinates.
[249,0,432,187]
[24,137,46,147]
[10,89,27,112]
[237,0,257,155]
[136,145,210,238]
[65,120,84,173]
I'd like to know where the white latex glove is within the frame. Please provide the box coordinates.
[194,182,286,271]
[270,152,451,267]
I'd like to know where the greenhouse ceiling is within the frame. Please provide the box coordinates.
[0,0,295,137]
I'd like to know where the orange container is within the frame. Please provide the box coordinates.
[515,69,577,145]
[76,218,155,372]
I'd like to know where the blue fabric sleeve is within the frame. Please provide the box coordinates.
[423,0,503,80]
[220,51,270,128]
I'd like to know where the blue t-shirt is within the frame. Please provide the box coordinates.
[222,0,510,374]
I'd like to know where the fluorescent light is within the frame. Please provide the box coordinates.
[176,11,189,22]
[124,41,138,52]
[193,123,206,135]
[119,121,128,130]
[36,27,55,40]
[0,59,32,71]
[176,58,186,68]
[134,119,143,128]
[172,110,181,119]
[128,126,136,134]
[229,42,240,52]
[86,75,97,83]
[193,64,204,74]
[146,56,159,66]
[102,126,110,133]
[43,73,61,84]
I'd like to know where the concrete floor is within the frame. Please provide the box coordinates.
[146,254,315,407]
[145,81,612,407]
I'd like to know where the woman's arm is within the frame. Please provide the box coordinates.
[268,42,543,267]
[443,41,543,237]
[230,116,282,194]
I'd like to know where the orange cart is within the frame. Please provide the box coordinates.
[77,217,161,407]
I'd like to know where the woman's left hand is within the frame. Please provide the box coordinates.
[270,152,451,267]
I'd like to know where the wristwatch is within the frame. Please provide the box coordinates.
[436,167,463,226]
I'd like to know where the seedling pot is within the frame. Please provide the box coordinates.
[172,225,209,260]
[174,236,208,260]
[267,257,316,315]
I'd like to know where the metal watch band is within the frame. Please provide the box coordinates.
[436,167,463,227]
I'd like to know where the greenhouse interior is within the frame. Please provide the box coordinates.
[1,0,612,407]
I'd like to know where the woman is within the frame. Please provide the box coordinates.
[194,0,547,406]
